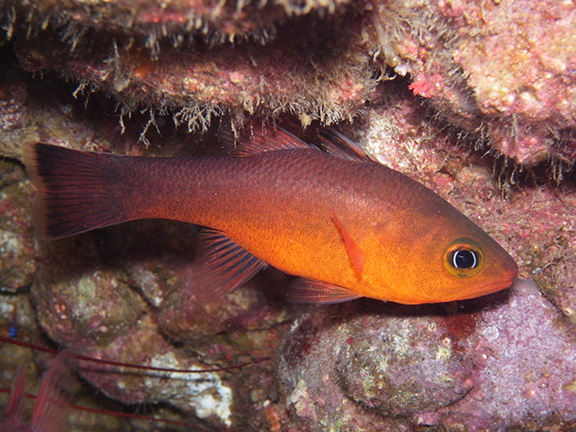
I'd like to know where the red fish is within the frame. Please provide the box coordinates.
[23,125,517,304]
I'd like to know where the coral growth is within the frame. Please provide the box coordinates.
[279,283,576,431]
[3,0,575,165]
[445,0,576,165]
[5,0,371,130]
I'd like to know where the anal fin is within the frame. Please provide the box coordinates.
[288,278,362,304]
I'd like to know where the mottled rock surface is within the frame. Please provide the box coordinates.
[2,0,575,165]
[279,282,576,431]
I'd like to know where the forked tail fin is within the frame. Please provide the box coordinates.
[23,143,129,239]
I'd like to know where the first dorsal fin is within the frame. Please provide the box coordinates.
[227,123,314,157]
[316,128,377,162]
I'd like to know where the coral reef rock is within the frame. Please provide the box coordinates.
[3,0,576,164]
[279,286,576,431]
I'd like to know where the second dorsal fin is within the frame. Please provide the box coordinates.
[220,122,375,162]
[225,123,314,156]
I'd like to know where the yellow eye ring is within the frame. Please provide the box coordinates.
[445,239,483,278]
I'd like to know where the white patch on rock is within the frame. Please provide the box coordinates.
[147,352,233,426]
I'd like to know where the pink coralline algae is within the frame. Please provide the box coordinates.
[279,284,576,431]
[2,0,575,165]
[371,0,576,166]
[444,0,576,166]
[450,280,576,429]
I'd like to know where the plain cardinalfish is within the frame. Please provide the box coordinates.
[22,125,518,305]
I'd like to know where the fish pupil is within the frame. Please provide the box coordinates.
[452,249,477,269]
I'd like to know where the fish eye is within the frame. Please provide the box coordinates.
[445,240,483,278]
[452,249,478,269]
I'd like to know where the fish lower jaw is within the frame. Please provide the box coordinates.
[451,277,517,303]
[366,276,516,305]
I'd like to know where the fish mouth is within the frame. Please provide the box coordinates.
[461,274,517,301]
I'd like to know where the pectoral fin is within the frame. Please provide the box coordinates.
[332,213,365,279]
[287,278,362,304]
